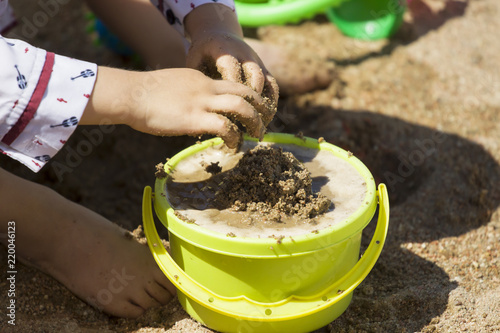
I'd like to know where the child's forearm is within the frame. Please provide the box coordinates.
[84,0,186,68]
[184,3,243,41]
[80,66,135,127]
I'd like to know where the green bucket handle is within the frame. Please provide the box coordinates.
[143,183,389,321]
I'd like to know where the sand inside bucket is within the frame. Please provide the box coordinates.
[165,141,367,238]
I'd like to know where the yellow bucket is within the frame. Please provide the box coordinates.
[143,133,389,333]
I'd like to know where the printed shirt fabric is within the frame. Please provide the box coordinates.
[153,0,235,36]
[0,0,234,173]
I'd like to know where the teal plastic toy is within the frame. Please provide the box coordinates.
[85,13,135,57]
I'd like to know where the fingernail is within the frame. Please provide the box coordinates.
[234,131,244,151]
[258,125,266,141]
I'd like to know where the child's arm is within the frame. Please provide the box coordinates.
[0,36,97,172]
[81,66,266,148]
[0,34,262,174]
[85,0,278,124]
[0,1,273,172]
[84,0,187,69]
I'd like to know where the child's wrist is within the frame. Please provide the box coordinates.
[82,66,136,127]
[184,3,243,41]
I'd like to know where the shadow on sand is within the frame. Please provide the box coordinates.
[1,97,497,332]
[266,100,500,332]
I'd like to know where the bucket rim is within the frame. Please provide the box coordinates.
[154,133,377,257]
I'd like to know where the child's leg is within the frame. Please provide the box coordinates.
[0,167,175,318]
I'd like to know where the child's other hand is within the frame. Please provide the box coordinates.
[184,4,279,126]
[83,67,266,149]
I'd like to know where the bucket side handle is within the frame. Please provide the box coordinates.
[142,184,389,321]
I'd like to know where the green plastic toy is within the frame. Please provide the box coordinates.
[234,0,347,26]
[235,0,406,40]
[326,0,406,40]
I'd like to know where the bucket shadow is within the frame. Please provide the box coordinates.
[268,103,500,332]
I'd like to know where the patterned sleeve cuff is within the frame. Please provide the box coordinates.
[154,0,236,37]
[0,37,97,172]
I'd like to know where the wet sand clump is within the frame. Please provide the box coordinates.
[208,145,331,222]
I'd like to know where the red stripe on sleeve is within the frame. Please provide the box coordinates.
[1,52,55,146]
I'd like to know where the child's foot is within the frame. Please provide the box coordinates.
[0,168,175,318]
[245,38,335,95]
[39,214,176,318]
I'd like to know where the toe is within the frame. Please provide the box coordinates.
[146,280,175,305]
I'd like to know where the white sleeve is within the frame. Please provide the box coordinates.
[151,0,236,37]
[0,36,97,172]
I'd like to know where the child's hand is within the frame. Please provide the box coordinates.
[186,31,278,126]
[82,67,267,148]
[126,68,268,147]
[184,4,279,126]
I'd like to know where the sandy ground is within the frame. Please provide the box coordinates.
[1,0,499,332]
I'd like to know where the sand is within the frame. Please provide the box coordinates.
[166,141,367,238]
[1,0,499,332]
